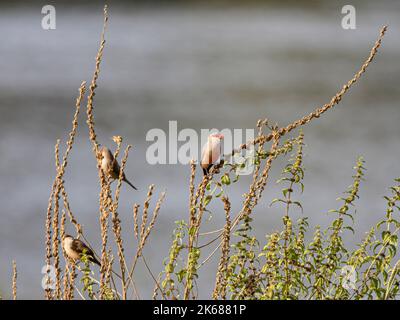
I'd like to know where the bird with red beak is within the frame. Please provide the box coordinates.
[200,133,224,176]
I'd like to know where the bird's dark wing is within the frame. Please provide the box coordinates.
[72,239,100,266]
[113,159,138,190]
[112,159,121,178]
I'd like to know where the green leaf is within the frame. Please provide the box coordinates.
[204,195,212,206]
[221,174,231,185]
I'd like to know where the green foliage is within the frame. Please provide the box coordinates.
[80,250,97,300]
[227,214,261,299]
[161,220,187,299]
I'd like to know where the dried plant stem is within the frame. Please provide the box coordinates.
[98,177,112,298]
[86,5,108,154]
[60,209,69,299]
[140,185,155,241]
[221,26,388,161]
[152,273,163,300]
[133,204,140,240]
[52,180,62,299]
[85,8,111,296]
[235,131,280,228]
[111,145,131,299]
[126,188,165,295]
[212,197,231,300]
[84,8,110,296]
[45,178,57,299]
[12,261,17,300]
[184,175,210,299]
[189,160,197,227]
[85,7,112,296]
[60,185,82,235]
[47,81,86,300]
[44,140,62,299]
[142,254,167,300]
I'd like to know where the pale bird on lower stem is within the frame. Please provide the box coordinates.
[200,133,224,176]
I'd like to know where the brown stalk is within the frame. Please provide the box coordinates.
[133,204,140,240]
[51,81,86,300]
[86,5,108,154]
[12,261,17,300]
[212,197,231,300]
[110,145,131,299]
[126,189,166,293]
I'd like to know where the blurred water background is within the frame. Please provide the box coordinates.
[0,1,399,299]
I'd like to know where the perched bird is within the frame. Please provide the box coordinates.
[200,133,224,176]
[100,146,137,190]
[62,235,100,266]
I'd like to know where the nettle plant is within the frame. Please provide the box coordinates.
[13,6,395,300]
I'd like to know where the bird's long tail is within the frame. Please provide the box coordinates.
[92,257,101,266]
[124,178,138,190]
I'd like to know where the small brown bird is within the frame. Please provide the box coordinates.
[100,146,137,190]
[62,235,100,266]
[200,133,224,176]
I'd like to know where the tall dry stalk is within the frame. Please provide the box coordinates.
[44,81,86,300]
[212,197,231,300]
[12,261,17,300]
[126,186,166,295]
